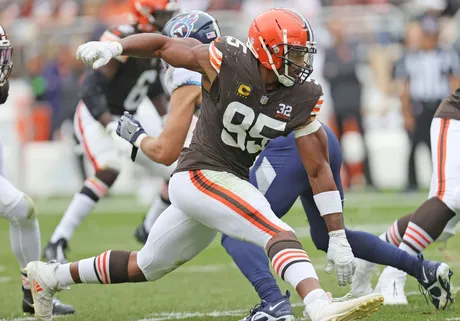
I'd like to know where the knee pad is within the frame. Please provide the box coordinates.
[4,194,36,224]
[23,194,36,220]
[137,246,183,281]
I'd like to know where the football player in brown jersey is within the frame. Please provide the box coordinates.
[43,0,179,264]
[0,24,75,317]
[25,8,388,321]
[352,88,460,306]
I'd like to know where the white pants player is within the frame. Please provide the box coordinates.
[137,170,296,280]
[429,117,460,241]
[48,102,174,249]
[0,142,40,273]
[74,102,174,178]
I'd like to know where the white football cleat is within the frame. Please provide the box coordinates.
[25,261,66,321]
[352,258,376,297]
[305,292,383,321]
[374,266,408,305]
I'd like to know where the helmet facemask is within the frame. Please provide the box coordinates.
[271,29,316,87]
[0,43,12,86]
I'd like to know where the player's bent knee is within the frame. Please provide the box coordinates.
[137,246,184,281]
[95,168,119,187]
[3,193,36,224]
[23,194,36,220]
[265,230,299,253]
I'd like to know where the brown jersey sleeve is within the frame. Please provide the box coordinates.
[288,80,324,131]
[208,36,249,74]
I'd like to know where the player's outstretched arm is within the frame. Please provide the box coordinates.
[140,85,200,165]
[117,84,200,165]
[295,117,355,286]
[76,35,216,83]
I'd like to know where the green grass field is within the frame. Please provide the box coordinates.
[0,192,459,321]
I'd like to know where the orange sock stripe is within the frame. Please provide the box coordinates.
[274,254,310,275]
[404,232,426,249]
[407,225,431,245]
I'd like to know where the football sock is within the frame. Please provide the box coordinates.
[380,214,412,246]
[221,234,283,303]
[143,195,171,232]
[57,250,133,287]
[381,220,402,246]
[401,197,455,252]
[5,193,41,269]
[267,239,317,290]
[50,192,97,243]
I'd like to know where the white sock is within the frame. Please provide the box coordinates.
[303,288,329,306]
[50,193,96,242]
[379,232,386,242]
[399,222,433,255]
[304,288,330,319]
[8,195,41,269]
[55,263,75,287]
[272,248,317,289]
[143,195,170,231]
[398,242,418,256]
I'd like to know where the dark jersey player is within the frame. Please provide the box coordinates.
[0,24,75,317]
[43,0,179,263]
[27,9,386,321]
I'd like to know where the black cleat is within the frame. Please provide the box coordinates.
[23,287,75,315]
[418,254,456,309]
[134,223,148,244]
[44,238,69,264]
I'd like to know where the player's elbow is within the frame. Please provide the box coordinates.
[306,162,323,181]
[156,148,180,166]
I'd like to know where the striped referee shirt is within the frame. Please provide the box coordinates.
[394,46,460,102]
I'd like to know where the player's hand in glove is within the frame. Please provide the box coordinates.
[76,41,123,70]
[325,229,356,286]
[117,111,147,148]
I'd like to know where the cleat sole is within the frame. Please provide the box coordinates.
[325,295,384,321]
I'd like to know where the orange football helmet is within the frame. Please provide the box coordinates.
[247,8,316,87]
[129,0,180,32]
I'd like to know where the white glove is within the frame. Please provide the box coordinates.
[325,229,356,286]
[76,41,123,70]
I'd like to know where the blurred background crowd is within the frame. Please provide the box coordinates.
[2,0,460,195]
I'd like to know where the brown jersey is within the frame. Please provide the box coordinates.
[435,87,460,120]
[174,36,323,180]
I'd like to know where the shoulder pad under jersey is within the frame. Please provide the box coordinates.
[163,66,201,95]
[209,36,249,74]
